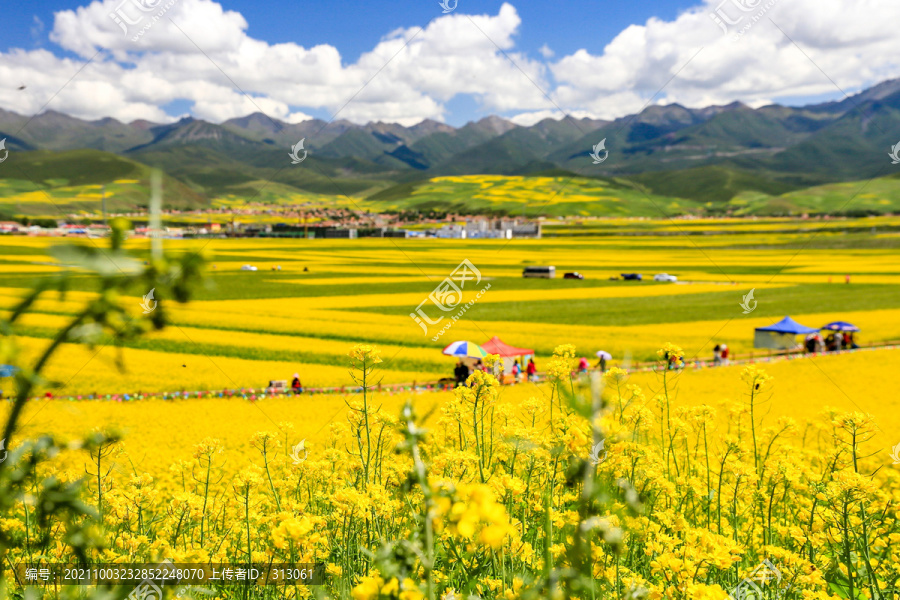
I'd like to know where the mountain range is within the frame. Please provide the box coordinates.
[3,77,900,216]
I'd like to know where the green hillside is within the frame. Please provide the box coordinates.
[5,81,900,220]
[728,174,900,216]
[367,171,900,218]
[0,149,204,215]
[626,165,799,203]
[365,174,702,217]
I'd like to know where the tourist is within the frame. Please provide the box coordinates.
[713,344,722,364]
[804,334,818,354]
[842,332,857,349]
[454,361,469,387]
[578,357,589,373]
[720,344,729,365]
[596,355,607,372]
[526,358,537,382]
[664,350,684,370]
[512,359,521,383]
[291,373,303,394]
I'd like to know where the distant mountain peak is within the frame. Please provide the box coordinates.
[224,112,285,135]
[474,115,517,135]
[409,118,455,134]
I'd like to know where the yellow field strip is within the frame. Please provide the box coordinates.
[185,282,788,312]
[9,336,435,393]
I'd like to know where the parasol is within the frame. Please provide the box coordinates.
[442,341,488,359]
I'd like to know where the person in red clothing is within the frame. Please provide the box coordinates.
[842,332,857,349]
[526,358,537,382]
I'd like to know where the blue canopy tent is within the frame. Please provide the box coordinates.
[754,316,819,350]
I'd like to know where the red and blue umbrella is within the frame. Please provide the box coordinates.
[442,341,488,359]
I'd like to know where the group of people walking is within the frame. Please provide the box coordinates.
[454,357,538,386]
[577,355,608,373]
[805,331,859,353]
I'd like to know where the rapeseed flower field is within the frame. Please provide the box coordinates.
[2,343,898,599]
[2,225,900,393]
[1,220,898,599]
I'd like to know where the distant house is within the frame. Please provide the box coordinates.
[434,219,541,239]
[317,228,358,239]
[507,220,541,238]
[362,227,410,238]
[0,221,21,233]
[435,224,467,239]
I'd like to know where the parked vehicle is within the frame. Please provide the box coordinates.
[621,273,642,281]
[563,272,584,280]
[523,266,556,278]
[654,273,677,282]
[241,265,258,271]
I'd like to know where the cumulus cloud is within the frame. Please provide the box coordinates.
[0,0,899,126]
[550,0,900,119]
[0,0,548,125]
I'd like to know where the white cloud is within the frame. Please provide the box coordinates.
[508,109,561,126]
[0,0,899,127]
[285,111,314,124]
[508,109,601,126]
[30,16,45,45]
[1,0,547,126]
[549,0,900,119]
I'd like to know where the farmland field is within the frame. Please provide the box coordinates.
[3,218,900,600]
[12,346,900,476]
[2,220,900,394]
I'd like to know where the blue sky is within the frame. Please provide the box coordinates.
[0,0,889,126]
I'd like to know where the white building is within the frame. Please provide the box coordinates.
[435,224,467,239]
[434,219,540,239]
